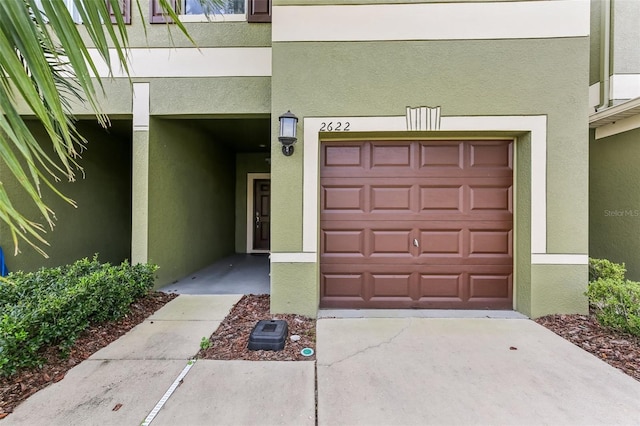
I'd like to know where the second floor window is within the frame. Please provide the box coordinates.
[183,0,245,15]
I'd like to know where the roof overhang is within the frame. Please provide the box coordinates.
[589,97,640,128]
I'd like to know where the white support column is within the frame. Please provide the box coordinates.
[131,82,150,264]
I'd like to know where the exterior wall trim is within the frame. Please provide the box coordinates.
[273,1,589,42]
[302,114,564,263]
[246,173,271,254]
[88,47,272,78]
[133,82,150,131]
[270,252,316,263]
[531,254,589,265]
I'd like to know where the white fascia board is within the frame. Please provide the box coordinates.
[273,1,589,42]
[595,113,640,139]
[88,47,272,78]
[132,83,150,131]
[270,253,317,263]
[531,254,588,265]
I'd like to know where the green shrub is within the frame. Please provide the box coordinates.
[589,257,626,282]
[0,257,157,376]
[587,277,640,336]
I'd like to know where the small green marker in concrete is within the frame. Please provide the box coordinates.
[301,347,314,357]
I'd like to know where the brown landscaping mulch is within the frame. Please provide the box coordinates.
[0,292,177,418]
[535,313,640,382]
[197,294,316,361]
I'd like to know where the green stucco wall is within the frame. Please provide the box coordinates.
[235,153,270,253]
[590,127,640,280]
[270,37,589,317]
[149,77,271,116]
[270,262,319,317]
[531,264,589,318]
[147,118,236,287]
[0,120,132,271]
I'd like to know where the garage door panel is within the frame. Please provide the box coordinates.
[322,273,364,298]
[420,142,463,169]
[323,185,365,212]
[469,141,513,170]
[323,230,365,255]
[323,144,364,167]
[419,274,463,298]
[370,144,412,167]
[469,229,512,257]
[371,230,412,255]
[320,140,513,309]
[370,185,414,211]
[469,185,512,213]
[420,185,463,212]
[419,230,462,255]
[370,274,413,298]
[469,274,512,299]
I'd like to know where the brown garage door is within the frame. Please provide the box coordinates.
[320,140,513,309]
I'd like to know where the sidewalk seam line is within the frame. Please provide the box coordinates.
[140,359,196,426]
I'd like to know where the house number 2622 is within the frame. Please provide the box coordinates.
[320,122,350,132]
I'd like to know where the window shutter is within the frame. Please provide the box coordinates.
[108,0,131,24]
[248,0,271,23]
[150,0,177,24]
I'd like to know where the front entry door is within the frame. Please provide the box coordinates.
[253,179,271,250]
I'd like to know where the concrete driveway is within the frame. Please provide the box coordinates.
[4,295,640,425]
[317,317,640,425]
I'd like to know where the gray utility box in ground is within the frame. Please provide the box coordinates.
[248,320,288,351]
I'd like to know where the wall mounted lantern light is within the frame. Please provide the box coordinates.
[278,110,298,156]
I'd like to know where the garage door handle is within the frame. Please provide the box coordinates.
[413,239,419,248]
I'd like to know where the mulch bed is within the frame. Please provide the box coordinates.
[197,294,316,361]
[535,313,640,382]
[0,292,177,418]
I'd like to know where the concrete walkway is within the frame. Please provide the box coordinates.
[2,295,315,426]
[159,254,270,295]
[4,295,640,425]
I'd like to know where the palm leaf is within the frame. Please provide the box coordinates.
[0,0,219,256]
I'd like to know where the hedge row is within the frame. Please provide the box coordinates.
[0,257,157,376]
[588,257,640,337]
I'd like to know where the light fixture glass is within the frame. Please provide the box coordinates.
[278,110,298,156]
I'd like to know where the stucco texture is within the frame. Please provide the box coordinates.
[0,120,132,271]
[270,262,319,317]
[149,77,271,116]
[590,127,640,280]
[531,264,589,318]
[147,118,236,287]
[270,37,589,316]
